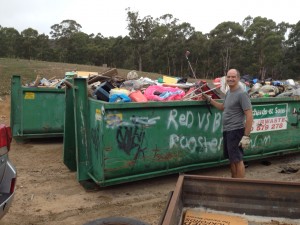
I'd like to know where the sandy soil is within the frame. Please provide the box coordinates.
[0,95,300,225]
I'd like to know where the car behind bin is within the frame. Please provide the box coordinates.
[0,124,17,219]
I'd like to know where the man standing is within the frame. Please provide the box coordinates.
[202,69,253,178]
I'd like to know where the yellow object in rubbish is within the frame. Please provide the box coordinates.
[109,88,130,96]
[77,71,98,78]
[163,75,178,84]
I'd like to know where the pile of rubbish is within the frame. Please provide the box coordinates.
[88,70,223,103]
[26,69,300,103]
[248,79,300,98]
[26,69,120,89]
[26,75,64,89]
[89,72,300,103]
[214,76,300,99]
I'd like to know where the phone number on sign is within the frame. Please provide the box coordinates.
[255,123,284,131]
[252,117,287,133]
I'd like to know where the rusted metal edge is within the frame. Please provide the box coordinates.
[161,174,300,225]
[158,191,173,225]
[161,174,184,225]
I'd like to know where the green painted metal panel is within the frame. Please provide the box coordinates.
[73,78,92,182]
[88,99,224,180]
[10,75,65,141]
[63,78,76,171]
[64,78,300,187]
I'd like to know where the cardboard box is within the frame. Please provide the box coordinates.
[183,209,248,225]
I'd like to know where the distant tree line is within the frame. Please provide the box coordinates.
[0,9,299,80]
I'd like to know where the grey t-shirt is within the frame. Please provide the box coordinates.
[222,87,252,131]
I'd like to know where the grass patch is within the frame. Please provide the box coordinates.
[0,58,167,96]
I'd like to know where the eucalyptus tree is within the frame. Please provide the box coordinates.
[50,19,82,39]
[243,16,285,80]
[209,21,244,76]
[271,21,291,79]
[90,33,122,67]
[66,31,93,64]
[126,9,156,71]
[288,21,300,47]
[147,14,178,75]
[145,22,169,73]
[186,31,210,78]
[90,33,108,66]
[110,36,134,69]
[19,28,39,60]
[99,35,126,68]
[169,21,195,77]
[285,21,300,78]
[151,14,195,76]
[50,20,82,62]
[35,34,54,61]
[0,27,20,58]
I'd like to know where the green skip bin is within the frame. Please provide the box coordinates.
[64,78,300,188]
[10,75,65,142]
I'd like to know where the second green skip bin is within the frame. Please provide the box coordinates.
[10,75,65,142]
[64,78,300,187]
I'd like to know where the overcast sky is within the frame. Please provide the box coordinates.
[1,0,299,37]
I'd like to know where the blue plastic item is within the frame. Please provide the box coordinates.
[109,94,132,102]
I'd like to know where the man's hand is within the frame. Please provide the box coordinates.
[239,136,250,149]
[201,93,212,103]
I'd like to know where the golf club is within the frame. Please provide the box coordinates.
[185,51,197,79]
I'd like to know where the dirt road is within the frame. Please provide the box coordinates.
[1,95,300,225]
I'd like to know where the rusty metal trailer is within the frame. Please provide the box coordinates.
[159,174,300,225]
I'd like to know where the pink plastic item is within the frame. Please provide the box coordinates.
[144,85,185,101]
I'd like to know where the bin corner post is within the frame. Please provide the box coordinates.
[73,78,91,182]
[63,78,77,171]
[10,75,22,142]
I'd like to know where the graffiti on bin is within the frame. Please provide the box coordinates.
[130,115,160,126]
[169,134,222,153]
[115,115,160,157]
[103,105,289,134]
[168,129,272,153]
[102,106,281,156]
[252,134,271,148]
[167,109,222,133]
[91,124,101,150]
[105,113,123,127]
[116,125,146,158]
[167,109,223,153]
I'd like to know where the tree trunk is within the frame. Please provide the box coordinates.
[167,56,171,76]
[138,54,142,71]
[259,50,265,80]
[222,47,231,76]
